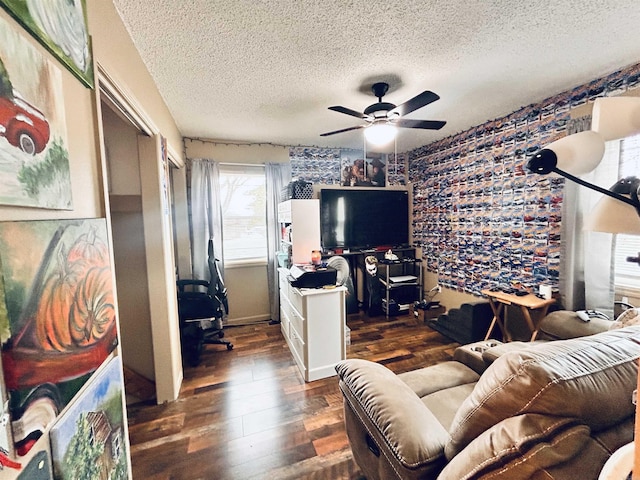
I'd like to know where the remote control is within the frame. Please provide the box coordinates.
[576,310,610,322]
[575,310,590,322]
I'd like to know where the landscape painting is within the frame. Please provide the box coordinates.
[0,219,118,456]
[50,356,128,480]
[0,13,72,209]
[0,0,93,88]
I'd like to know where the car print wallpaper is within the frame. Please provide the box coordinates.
[0,13,72,210]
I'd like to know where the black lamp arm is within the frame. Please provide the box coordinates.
[553,167,640,213]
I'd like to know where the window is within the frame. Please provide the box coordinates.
[606,134,640,290]
[219,165,267,263]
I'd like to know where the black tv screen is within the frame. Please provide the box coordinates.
[320,189,410,250]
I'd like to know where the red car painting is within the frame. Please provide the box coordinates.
[0,91,50,155]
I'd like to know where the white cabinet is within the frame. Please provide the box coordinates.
[278,199,320,265]
[279,269,346,381]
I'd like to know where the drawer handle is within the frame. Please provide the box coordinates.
[365,433,380,457]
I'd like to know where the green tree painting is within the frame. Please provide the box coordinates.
[0,56,13,98]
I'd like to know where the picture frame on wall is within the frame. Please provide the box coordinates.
[366,152,387,187]
[0,0,94,88]
[340,149,387,187]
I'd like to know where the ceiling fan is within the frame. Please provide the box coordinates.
[320,82,446,140]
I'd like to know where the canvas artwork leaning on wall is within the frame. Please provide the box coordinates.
[0,218,118,457]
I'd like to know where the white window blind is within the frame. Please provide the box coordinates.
[219,165,267,263]
[613,134,640,289]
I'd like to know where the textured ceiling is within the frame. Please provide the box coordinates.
[112,0,640,152]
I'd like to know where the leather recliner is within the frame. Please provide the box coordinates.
[336,321,640,479]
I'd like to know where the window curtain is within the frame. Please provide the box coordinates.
[190,158,224,282]
[560,141,620,317]
[265,162,291,322]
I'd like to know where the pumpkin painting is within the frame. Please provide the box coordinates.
[69,266,115,346]
[34,226,115,351]
[36,246,83,351]
[66,226,109,268]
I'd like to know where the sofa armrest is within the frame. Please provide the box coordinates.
[336,359,449,470]
[537,310,611,340]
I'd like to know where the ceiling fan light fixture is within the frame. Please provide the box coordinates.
[364,122,397,145]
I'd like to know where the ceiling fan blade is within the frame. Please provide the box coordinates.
[320,125,366,137]
[328,106,367,119]
[395,119,446,130]
[389,91,440,117]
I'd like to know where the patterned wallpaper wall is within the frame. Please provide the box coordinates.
[409,62,640,296]
[288,61,640,297]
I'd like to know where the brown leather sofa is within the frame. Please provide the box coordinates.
[336,313,640,479]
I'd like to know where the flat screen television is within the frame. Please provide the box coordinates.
[320,189,410,250]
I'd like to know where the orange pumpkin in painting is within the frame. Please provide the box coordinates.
[69,266,115,346]
[35,248,84,351]
[66,226,109,269]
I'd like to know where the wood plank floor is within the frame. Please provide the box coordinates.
[126,312,459,479]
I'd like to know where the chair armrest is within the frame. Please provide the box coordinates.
[177,279,209,292]
[336,359,449,468]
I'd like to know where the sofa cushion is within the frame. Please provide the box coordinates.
[398,361,480,397]
[439,414,591,480]
[445,326,640,459]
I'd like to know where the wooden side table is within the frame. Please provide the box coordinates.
[481,289,556,342]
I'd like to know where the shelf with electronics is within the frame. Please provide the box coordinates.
[375,250,424,317]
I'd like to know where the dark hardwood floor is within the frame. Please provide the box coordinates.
[126,312,459,479]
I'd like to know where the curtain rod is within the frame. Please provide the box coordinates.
[184,136,364,151]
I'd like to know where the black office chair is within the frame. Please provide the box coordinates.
[177,240,233,366]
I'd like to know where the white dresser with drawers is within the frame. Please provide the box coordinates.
[278,269,346,381]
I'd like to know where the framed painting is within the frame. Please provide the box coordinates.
[0,0,94,88]
[0,219,118,456]
[50,356,128,480]
[0,13,73,209]
[340,149,367,186]
[366,152,387,187]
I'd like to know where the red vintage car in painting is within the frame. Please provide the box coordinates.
[0,91,50,155]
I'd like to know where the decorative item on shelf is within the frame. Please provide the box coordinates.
[384,249,399,261]
[311,250,322,265]
[526,97,640,222]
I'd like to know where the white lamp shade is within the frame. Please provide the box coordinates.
[584,194,640,235]
[544,130,605,175]
[364,123,397,145]
[591,96,640,141]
